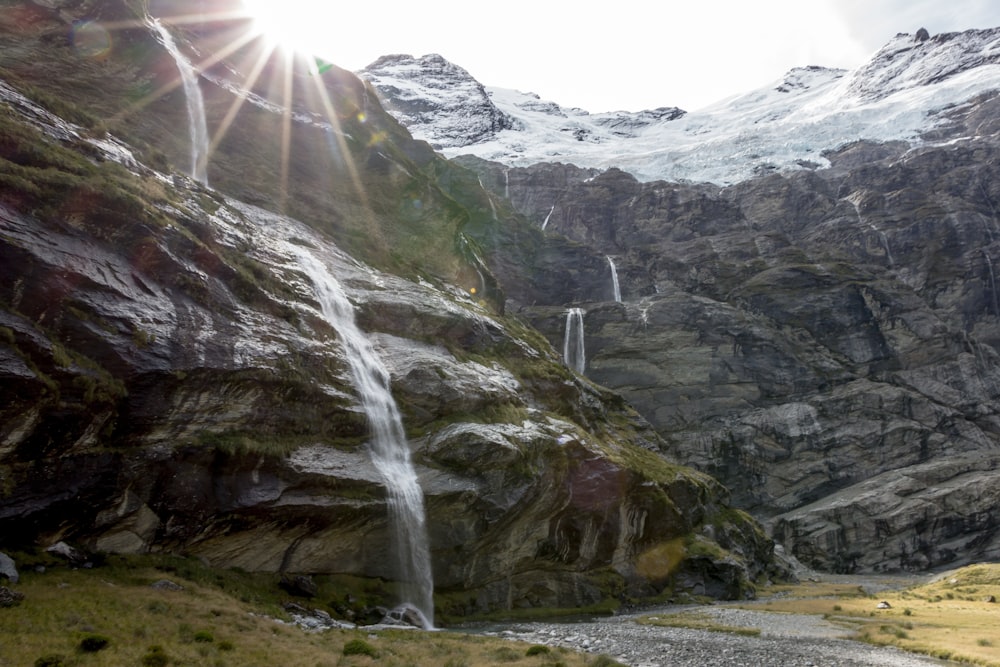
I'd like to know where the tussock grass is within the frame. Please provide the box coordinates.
[0,556,603,667]
[739,564,1000,667]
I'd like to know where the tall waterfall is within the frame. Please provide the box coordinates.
[607,255,622,302]
[148,17,210,185]
[563,307,586,374]
[292,248,434,628]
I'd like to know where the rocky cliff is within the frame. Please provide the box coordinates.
[0,0,773,616]
[457,93,1000,573]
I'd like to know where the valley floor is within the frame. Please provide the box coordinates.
[497,604,948,667]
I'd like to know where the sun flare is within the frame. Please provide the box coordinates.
[240,0,331,56]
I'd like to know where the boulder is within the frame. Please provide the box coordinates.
[0,553,17,584]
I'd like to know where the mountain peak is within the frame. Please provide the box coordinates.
[359,53,514,149]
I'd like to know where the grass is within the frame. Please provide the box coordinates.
[637,611,762,637]
[0,555,609,667]
[735,564,1000,666]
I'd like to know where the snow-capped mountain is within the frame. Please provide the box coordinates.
[359,28,1000,185]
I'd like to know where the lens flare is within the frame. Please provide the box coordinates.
[71,20,112,59]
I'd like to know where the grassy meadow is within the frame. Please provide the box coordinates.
[0,555,622,667]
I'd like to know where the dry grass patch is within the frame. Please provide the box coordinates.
[734,564,1000,667]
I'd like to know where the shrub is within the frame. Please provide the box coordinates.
[34,656,66,667]
[526,644,551,656]
[141,645,169,667]
[78,634,110,652]
[490,646,522,662]
[979,639,993,647]
[342,638,378,658]
[218,640,235,651]
[589,657,627,667]
[194,630,214,643]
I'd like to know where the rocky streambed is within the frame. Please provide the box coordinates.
[488,605,948,667]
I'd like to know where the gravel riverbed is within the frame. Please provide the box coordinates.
[482,605,950,667]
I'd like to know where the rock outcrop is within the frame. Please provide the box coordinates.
[0,0,773,615]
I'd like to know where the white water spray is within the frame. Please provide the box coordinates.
[607,255,622,302]
[292,248,434,627]
[563,307,586,374]
[504,169,510,200]
[148,17,210,185]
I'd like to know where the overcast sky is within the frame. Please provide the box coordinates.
[245,0,1000,112]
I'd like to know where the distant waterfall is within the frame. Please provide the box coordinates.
[847,196,893,268]
[148,17,210,185]
[607,255,622,302]
[542,205,555,230]
[504,169,510,200]
[292,248,434,628]
[563,307,586,374]
[985,251,1000,318]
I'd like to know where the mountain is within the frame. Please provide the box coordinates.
[0,0,773,618]
[435,29,1000,574]
[360,28,1000,184]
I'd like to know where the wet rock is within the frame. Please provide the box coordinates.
[279,575,318,599]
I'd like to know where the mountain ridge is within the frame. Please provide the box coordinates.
[359,27,1000,184]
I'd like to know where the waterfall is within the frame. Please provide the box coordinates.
[504,169,510,200]
[292,248,434,628]
[607,255,622,302]
[563,307,586,374]
[541,205,555,230]
[148,17,210,185]
[847,196,893,268]
[985,251,1000,318]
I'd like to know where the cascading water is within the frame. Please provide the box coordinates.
[541,205,555,230]
[563,307,586,374]
[504,169,510,200]
[607,255,622,302]
[148,17,210,185]
[292,247,434,628]
[984,251,1000,318]
[847,195,893,268]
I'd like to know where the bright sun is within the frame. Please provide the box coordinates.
[241,0,330,56]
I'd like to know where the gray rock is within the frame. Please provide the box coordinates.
[0,586,24,608]
[150,579,184,592]
[45,542,87,565]
[0,552,17,584]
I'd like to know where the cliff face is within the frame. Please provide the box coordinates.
[458,94,1000,572]
[0,0,772,613]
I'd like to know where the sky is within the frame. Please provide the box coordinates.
[243,0,1000,112]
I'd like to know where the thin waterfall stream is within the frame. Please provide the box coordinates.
[292,247,434,628]
[148,17,210,185]
[563,308,586,374]
[607,256,622,302]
